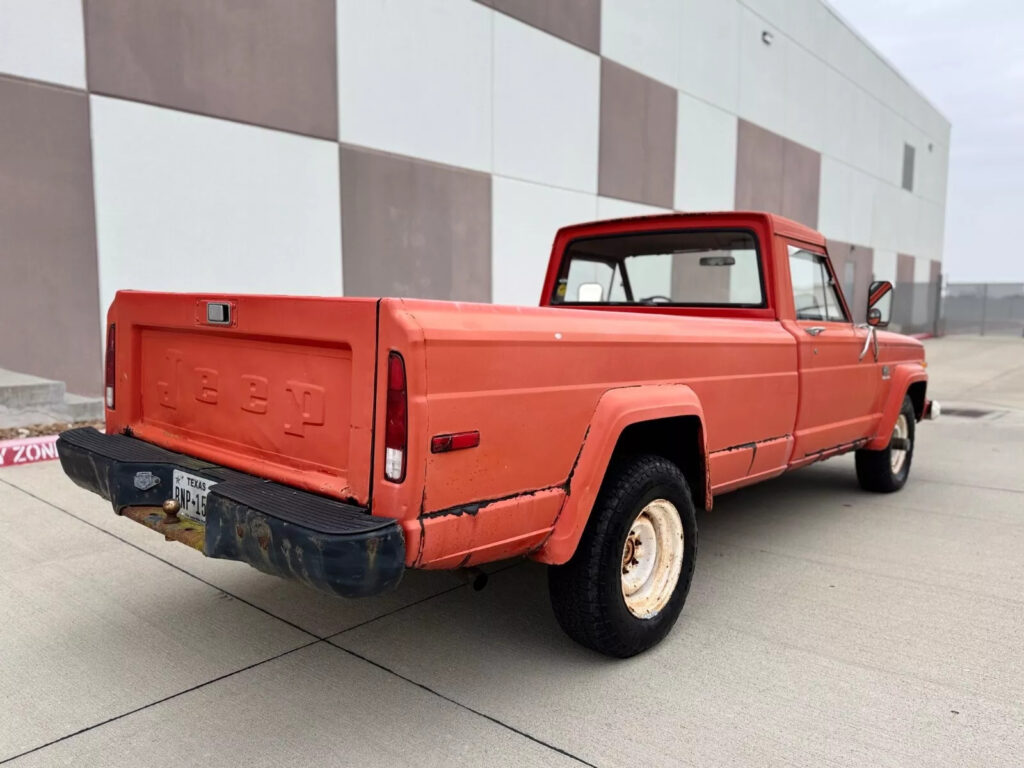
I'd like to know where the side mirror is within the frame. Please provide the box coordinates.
[866,280,893,327]
[576,282,604,302]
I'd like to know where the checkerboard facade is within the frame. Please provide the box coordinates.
[0,0,950,395]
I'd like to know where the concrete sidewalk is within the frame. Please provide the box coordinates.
[1,336,1022,766]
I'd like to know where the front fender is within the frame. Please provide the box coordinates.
[865,363,927,450]
[532,384,708,565]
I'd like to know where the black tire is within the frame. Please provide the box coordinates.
[855,395,916,493]
[548,454,698,658]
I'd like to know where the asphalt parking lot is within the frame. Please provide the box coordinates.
[1,335,1022,767]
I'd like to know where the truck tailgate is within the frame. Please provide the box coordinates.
[109,292,379,503]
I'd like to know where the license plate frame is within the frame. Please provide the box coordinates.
[171,470,212,524]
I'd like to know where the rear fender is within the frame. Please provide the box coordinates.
[865,364,927,451]
[532,384,708,565]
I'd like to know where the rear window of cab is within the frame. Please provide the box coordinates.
[552,229,766,308]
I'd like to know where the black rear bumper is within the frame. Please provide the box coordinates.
[56,427,404,598]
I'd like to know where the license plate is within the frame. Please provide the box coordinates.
[172,470,211,524]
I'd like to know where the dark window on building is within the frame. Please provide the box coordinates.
[902,143,915,191]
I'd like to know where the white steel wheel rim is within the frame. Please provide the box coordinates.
[621,499,684,619]
[891,414,909,474]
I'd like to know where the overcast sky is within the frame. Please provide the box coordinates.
[828,0,1024,283]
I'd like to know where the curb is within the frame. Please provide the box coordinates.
[0,434,61,468]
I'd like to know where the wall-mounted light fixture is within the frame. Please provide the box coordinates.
[762,30,773,45]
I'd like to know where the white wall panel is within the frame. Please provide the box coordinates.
[871,182,902,254]
[783,42,826,151]
[91,97,342,314]
[873,249,897,285]
[597,196,672,219]
[600,0,680,87]
[737,8,787,136]
[848,167,876,248]
[740,0,787,28]
[678,0,740,112]
[894,188,921,256]
[783,0,831,61]
[917,199,945,260]
[337,0,492,172]
[0,0,85,88]
[491,177,596,306]
[861,49,893,114]
[913,253,931,284]
[824,10,865,87]
[675,93,737,212]
[818,156,852,243]
[819,158,874,248]
[821,66,856,167]
[848,85,881,177]
[493,16,599,193]
[877,108,907,189]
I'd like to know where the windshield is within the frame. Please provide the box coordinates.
[552,229,764,307]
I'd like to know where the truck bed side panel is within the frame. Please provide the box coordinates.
[377,299,798,567]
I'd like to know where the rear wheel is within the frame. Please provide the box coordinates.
[548,454,697,658]
[856,395,916,492]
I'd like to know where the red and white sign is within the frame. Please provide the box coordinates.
[0,434,61,468]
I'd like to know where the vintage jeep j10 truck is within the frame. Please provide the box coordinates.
[58,212,937,657]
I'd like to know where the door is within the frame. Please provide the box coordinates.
[785,244,880,458]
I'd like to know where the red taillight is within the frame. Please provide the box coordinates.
[104,324,116,409]
[384,352,407,482]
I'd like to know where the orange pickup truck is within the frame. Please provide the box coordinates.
[58,211,937,657]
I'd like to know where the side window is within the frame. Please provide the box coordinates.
[788,246,848,322]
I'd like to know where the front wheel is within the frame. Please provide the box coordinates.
[855,395,916,492]
[548,454,698,658]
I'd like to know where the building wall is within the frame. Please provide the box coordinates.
[0,0,950,394]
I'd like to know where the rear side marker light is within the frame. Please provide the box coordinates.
[104,323,116,409]
[431,431,480,453]
[384,352,407,483]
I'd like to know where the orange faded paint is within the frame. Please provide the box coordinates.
[534,384,707,566]
[865,359,927,451]
[103,211,927,572]
[105,292,378,502]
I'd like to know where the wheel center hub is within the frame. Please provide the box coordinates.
[622,533,641,573]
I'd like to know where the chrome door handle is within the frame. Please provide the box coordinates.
[805,326,826,336]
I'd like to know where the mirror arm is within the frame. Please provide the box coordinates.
[857,324,878,362]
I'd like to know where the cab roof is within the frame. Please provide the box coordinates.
[556,211,825,249]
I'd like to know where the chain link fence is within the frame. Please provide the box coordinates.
[882,281,1024,338]
[940,282,1024,337]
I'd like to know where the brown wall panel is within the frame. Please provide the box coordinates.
[84,0,338,139]
[897,253,916,284]
[0,76,102,394]
[340,146,492,302]
[781,139,820,228]
[483,0,601,52]
[735,119,784,214]
[599,60,677,208]
[736,119,821,228]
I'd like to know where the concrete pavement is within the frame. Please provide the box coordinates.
[1,336,1022,766]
